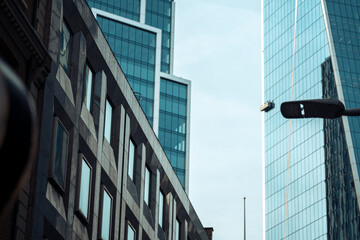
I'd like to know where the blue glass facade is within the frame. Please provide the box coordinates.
[263,0,360,239]
[263,1,329,239]
[88,0,140,21]
[88,0,190,191]
[325,0,360,186]
[322,57,360,239]
[97,16,156,126]
[158,78,187,186]
[145,0,172,73]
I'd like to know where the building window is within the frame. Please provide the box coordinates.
[127,222,136,240]
[128,139,135,180]
[77,156,92,220]
[144,166,150,206]
[104,99,113,142]
[100,187,112,240]
[83,64,93,111]
[51,117,69,190]
[175,219,180,240]
[159,190,164,228]
[59,22,71,73]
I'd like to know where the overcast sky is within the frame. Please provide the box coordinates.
[173,1,262,239]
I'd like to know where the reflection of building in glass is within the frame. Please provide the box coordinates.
[322,57,360,239]
[262,1,360,239]
[88,0,190,192]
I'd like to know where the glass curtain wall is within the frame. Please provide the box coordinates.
[97,16,156,125]
[263,1,330,239]
[146,0,172,73]
[158,78,187,187]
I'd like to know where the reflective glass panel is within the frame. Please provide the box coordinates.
[53,120,68,189]
[83,65,93,111]
[127,223,135,240]
[159,190,164,228]
[128,139,135,180]
[59,22,71,73]
[144,167,150,206]
[104,99,112,142]
[101,188,112,240]
[79,158,91,219]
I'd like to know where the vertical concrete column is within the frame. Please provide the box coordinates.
[184,219,188,240]
[167,193,174,240]
[172,199,177,240]
[114,105,126,239]
[119,113,131,240]
[154,169,160,239]
[46,0,63,63]
[137,143,146,240]
[91,160,102,239]
[91,70,107,240]
[140,0,146,24]
[69,31,87,111]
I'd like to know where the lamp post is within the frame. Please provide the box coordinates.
[280,99,360,119]
[244,197,246,240]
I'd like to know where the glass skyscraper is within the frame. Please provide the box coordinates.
[262,0,360,239]
[87,0,190,192]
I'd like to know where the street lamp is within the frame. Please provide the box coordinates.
[280,99,360,119]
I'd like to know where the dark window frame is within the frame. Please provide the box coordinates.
[99,185,113,240]
[144,165,151,206]
[126,221,136,240]
[104,98,114,144]
[82,63,95,112]
[75,153,93,223]
[128,138,136,182]
[158,189,165,228]
[49,116,69,193]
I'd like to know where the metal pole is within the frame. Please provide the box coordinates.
[244,197,246,240]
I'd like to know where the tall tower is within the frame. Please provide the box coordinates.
[87,0,190,192]
[262,1,360,239]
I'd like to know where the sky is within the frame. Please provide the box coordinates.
[173,1,263,239]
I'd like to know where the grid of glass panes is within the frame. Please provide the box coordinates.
[158,78,187,187]
[146,0,172,73]
[263,1,329,239]
[325,0,360,183]
[87,0,140,21]
[97,16,156,126]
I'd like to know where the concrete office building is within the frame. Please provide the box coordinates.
[262,1,360,239]
[0,0,210,239]
[87,0,190,192]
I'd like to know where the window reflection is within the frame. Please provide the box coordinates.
[104,99,112,142]
[159,190,164,228]
[100,187,112,240]
[128,139,135,180]
[59,22,71,73]
[53,118,69,190]
[78,157,91,219]
[127,223,135,240]
[83,64,93,111]
[144,167,150,206]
